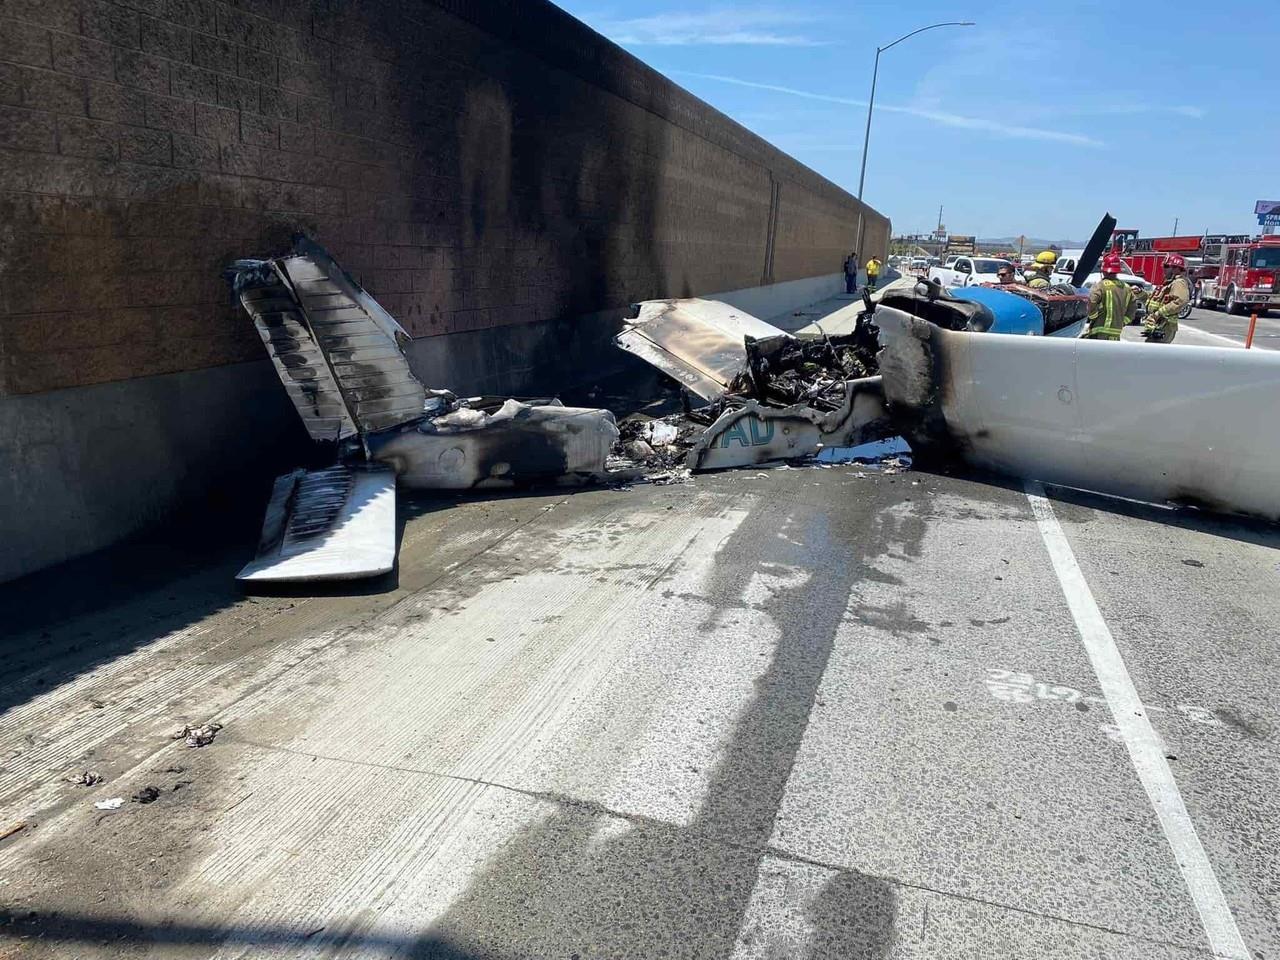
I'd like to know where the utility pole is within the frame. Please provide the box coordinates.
[936,205,944,236]
[853,21,974,255]
[1172,217,1179,236]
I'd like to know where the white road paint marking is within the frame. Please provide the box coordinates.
[1179,323,1247,347]
[1025,480,1251,960]
[983,668,1221,731]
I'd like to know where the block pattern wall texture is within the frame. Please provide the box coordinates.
[0,0,890,399]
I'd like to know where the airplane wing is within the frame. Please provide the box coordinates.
[616,298,792,402]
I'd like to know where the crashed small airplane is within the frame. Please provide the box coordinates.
[230,220,1278,584]
[618,224,1280,526]
[227,237,619,582]
[228,242,901,582]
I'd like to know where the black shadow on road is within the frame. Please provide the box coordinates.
[402,488,921,959]
[0,495,266,718]
[0,911,491,958]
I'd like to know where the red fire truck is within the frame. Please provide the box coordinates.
[1117,235,1204,287]
[1194,237,1280,315]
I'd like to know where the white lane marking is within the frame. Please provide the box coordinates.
[1179,323,1247,347]
[1025,481,1251,960]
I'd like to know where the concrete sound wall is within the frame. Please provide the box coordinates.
[0,0,890,581]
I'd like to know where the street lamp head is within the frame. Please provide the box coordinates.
[878,20,977,52]
[858,17,977,219]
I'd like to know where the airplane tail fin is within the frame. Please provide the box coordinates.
[236,464,397,583]
[227,237,427,447]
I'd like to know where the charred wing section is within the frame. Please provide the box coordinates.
[878,280,995,332]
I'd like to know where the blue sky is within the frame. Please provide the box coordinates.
[555,0,1280,242]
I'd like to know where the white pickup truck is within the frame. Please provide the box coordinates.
[927,255,1013,287]
[1050,249,1085,284]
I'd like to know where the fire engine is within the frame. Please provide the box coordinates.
[1193,237,1280,315]
[1117,234,1205,287]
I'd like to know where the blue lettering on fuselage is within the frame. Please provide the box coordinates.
[749,418,774,445]
[717,417,775,448]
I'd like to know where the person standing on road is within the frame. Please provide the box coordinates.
[1142,253,1190,344]
[1024,251,1057,289]
[866,255,882,291]
[843,251,860,294]
[996,264,1017,285]
[1081,253,1136,340]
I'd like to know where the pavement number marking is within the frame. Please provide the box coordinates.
[1025,480,1251,960]
[984,669,1222,745]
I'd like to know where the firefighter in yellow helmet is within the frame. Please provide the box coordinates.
[1081,253,1135,340]
[1023,250,1057,289]
[1142,254,1190,344]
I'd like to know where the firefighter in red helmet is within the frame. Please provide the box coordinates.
[1143,253,1190,343]
[1081,252,1136,340]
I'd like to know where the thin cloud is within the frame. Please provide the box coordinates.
[675,71,1105,147]
[594,9,828,47]
[906,26,1205,123]
[1063,103,1206,120]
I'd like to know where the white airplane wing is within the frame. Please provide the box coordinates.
[616,298,791,402]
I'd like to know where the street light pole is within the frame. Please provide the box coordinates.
[854,20,974,257]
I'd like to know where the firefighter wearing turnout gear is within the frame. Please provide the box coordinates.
[1143,253,1190,344]
[1024,250,1057,289]
[1082,253,1135,340]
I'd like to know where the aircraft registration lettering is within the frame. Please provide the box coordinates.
[717,417,775,449]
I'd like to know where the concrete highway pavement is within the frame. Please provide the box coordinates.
[1179,306,1280,350]
[2,456,1277,959]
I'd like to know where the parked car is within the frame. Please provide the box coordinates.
[928,256,1014,287]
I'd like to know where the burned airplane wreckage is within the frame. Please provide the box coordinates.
[227,238,620,582]
[613,297,892,472]
[228,230,1280,583]
[226,239,907,582]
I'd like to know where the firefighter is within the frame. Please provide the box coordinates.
[1142,253,1190,344]
[1081,253,1135,341]
[866,255,882,291]
[1024,250,1057,289]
